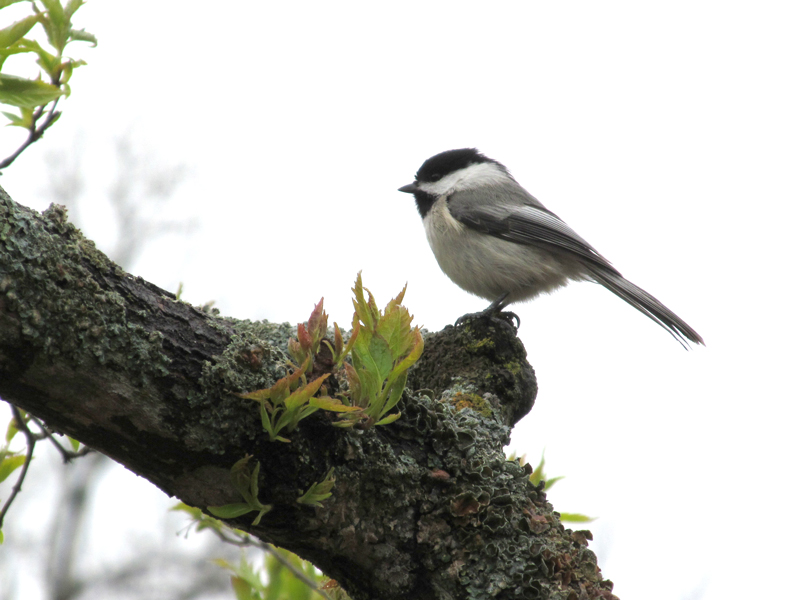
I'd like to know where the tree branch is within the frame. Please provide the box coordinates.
[0,187,616,600]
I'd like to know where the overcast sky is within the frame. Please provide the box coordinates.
[2,2,799,599]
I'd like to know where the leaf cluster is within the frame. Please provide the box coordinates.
[0,0,96,169]
[239,357,336,443]
[296,468,335,508]
[242,273,423,440]
[335,273,423,428]
[287,299,357,373]
[208,456,272,526]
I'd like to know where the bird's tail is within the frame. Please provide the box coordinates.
[585,265,704,348]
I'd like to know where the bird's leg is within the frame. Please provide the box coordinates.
[455,292,520,330]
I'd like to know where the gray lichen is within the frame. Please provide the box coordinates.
[0,193,170,385]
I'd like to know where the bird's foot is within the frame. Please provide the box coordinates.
[455,307,520,331]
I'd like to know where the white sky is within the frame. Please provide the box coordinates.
[2,2,799,599]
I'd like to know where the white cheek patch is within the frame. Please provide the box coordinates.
[417,162,509,196]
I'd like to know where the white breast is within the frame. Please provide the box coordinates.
[423,196,584,303]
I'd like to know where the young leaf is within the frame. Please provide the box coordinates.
[544,476,565,491]
[306,298,327,349]
[379,373,407,419]
[5,417,19,443]
[67,28,96,46]
[64,0,86,20]
[207,503,254,519]
[296,322,312,352]
[375,412,401,426]
[231,456,254,500]
[309,396,362,412]
[283,374,329,410]
[249,460,261,501]
[386,328,424,386]
[559,512,595,523]
[0,74,64,108]
[333,322,344,359]
[0,454,26,483]
[297,468,335,507]
[384,282,407,315]
[0,15,39,49]
[230,576,256,600]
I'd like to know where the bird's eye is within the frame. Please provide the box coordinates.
[430,173,442,182]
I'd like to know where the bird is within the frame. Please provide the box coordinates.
[398,148,704,347]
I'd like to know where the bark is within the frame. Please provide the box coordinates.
[0,187,617,600]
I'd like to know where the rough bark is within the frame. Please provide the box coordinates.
[0,187,617,600]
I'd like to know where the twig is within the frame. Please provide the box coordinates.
[29,415,92,463]
[0,406,37,530]
[0,98,62,172]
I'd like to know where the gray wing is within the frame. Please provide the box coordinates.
[447,185,620,274]
[447,185,704,347]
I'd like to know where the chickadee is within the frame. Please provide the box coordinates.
[399,148,704,347]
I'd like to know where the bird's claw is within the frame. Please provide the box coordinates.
[455,309,520,332]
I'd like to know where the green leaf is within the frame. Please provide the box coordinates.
[219,557,265,598]
[543,475,565,491]
[529,453,546,485]
[351,272,376,330]
[207,503,254,519]
[284,374,329,410]
[0,530,4,544]
[387,328,423,385]
[0,453,26,483]
[338,321,360,365]
[297,468,335,507]
[0,74,63,108]
[309,396,362,412]
[64,0,85,20]
[364,334,393,381]
[259,402,277,435]
[40,0,65,24]
[558,512,595,523]
[375,412,401,426]
[5,418,19,443]
[68,436,80,451]
[240,387,274,402]
[38,0,69,53]
[379,374,406,419]
[0,15,39,49]
[249,460,261,500]
[231,576,258,600]
[384,282,407,315]
[352,362,380,408]
[273,409,296,436]
[231,455,254,499]
[4,105,40,126]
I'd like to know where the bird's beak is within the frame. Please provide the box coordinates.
[398,183,417,194]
